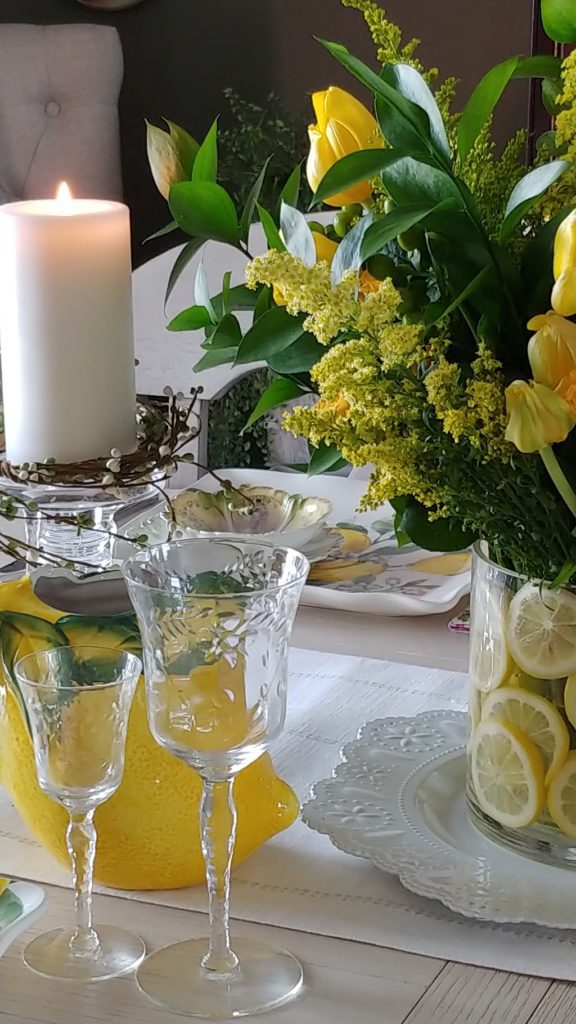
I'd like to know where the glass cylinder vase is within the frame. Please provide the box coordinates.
[467,543,576,867]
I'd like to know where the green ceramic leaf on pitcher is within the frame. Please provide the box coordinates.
[56,614,142,657]
[0,612,69,726]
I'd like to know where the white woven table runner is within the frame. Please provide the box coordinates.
[3,648,576,980]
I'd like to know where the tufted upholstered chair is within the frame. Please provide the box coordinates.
[0,24,123,202]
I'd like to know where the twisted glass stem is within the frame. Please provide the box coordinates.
[66,809,100,955]
[200,779,239,976]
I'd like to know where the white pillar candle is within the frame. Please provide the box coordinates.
[0,184,137,465]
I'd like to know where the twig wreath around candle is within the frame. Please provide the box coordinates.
[0,389,204,570]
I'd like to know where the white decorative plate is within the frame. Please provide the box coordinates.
[125,469,471,617]
[0,882,45,958]
[302,710,576,929]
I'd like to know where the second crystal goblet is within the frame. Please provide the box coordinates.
[16,645,145,981]
[123,538,308,1018]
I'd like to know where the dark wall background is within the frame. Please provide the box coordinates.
[1,0,534,260]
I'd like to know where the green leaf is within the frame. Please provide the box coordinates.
[423,266,491,326]
[317,40,433,155]
[500,160,569,242]
[275,164,302,220]
[143,220,179,244]
[542,0,576,42]
[268,334,324,374]
[193,263,216,324]
[521,205,574,316]
[235,306,305,364]
[307,442,346,475]
[280,202,316,266]
[169,181,240,244]
[168,305,213,331]
[331,213,373,284]
[457,55,562,163]
[312,149,399,207]
[361,201,451,260]
[542,78,564,117]
[398,497,475,552]
[380,156,464,209]
[193,346,237,372]
[381,63,450,160]
[209,313,243,349]
[165,238,204,306]
[221,271,232,314]
[257,204,285,251]
[240,158,271,242]
[166,120,199,176]
[211,284,259,317]
[191,119,218,184]
[254,283,273,320]
[244,377,305,431]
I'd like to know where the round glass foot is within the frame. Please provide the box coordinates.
[23,925,146,981]
[137,937,304,1018]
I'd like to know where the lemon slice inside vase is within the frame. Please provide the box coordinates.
[548,752,576,839]
[481,686,569,785]
[470,718,545,828]
[507,583,576,679]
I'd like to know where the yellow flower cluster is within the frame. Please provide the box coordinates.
[425,344,509,458]
[246,251,358,344]
[284,328,510,516]
[341,0,427,76]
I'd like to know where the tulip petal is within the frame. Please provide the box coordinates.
[552,269,576,317]
[323,86,380,148]
[311,91,328,132]
[528,312,576,388]
[312,231,339,265]
[505,379,575,452]
[327,119,363,159]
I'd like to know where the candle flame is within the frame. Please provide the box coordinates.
[56,181,73,204]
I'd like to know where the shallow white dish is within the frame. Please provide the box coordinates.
[302,709,576,929]
[126,470,471,617]
[0,881,45,958]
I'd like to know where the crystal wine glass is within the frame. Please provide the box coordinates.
[123,538,309,1018]
[16,645,145,981]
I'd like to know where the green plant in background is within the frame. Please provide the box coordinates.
[207,369,273,470]
[219,90,311,211]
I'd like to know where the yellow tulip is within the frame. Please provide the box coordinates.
[306,86,382,206]
[146,120,187,200]
[505,379,575,453]
[312,231,339,264]
[527,311,576,388]
[552,210,576,317]
[556,368,576,414]
[273,231,339,306]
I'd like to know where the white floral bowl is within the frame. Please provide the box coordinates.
[146,485,332,551]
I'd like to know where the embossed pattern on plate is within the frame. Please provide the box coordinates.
[302,710,576,929]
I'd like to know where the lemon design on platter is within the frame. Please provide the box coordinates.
[411,552,471,576]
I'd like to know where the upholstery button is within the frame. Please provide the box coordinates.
[45,101,61,118]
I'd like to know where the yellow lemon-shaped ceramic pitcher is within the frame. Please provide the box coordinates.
[0,577,298,890]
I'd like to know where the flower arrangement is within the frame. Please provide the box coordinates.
[148,0,576,583]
